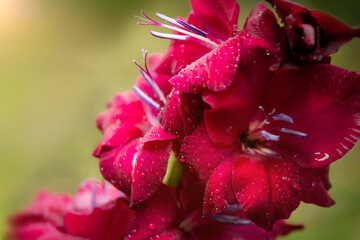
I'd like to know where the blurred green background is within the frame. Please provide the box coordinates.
[0,0,359,239]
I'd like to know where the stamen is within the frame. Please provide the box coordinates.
[155,12,208,37]
[272,113,294,124]
[175,19,208,37]
[100,181,109,206]
[132,85,161,111]
[260,130,280,141]
[133,49,167,104]
[139,69,167,104]
[278,128,307,138]
[269,108,276,115]
[136,11,218,48]
[150,31,189,41]
[91,183,98,209]
[141,49,151,76]
[211,214,252,225]
[155,12,183,28]
[224,204,243,212]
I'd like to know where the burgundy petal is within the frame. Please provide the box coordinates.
[169,33,241,93]
[181,123,237,184]
[203,159,236,215]
[178,169,205,217]
[188,205,302,240]
[160,89,204,136]
[299,166,335,207]
[191,219,302,240]
[261,64,360,167]
[232,155,301,230]
[311,10,360,55]
[93,92,149,157]
[160,90,184,136]
[99,140,140,197]
[267,221,304,239]
[126,187,183,240]
[203,78,250,146]
[267,0,360,61]
[242,2,285,71]
[190,0,239,40]
[130,124,175,206]
[64,199,134,240]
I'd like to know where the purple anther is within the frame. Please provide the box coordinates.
[278,128,308,138]
[176,19,208,37]
[155,12,183,28]
[260,130,280,141]
[150,30,188,41]
[272,113,294,124]
[211,214,252,225]
[132,85,161,111]
[224,204,243,212]
[140,69,166,103]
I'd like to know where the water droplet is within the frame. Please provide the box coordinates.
[148,223,155,230]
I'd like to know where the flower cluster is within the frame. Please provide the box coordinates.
[8,0,360,239]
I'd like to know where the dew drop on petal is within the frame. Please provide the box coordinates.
[148,223,155,230]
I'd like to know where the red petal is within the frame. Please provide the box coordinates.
[261,64,360,167]
[190,0,239,40]
[311,10,360,55]
[267,0,360,61]
[203,159,236,215]
[130,124,175,206]
[73,179,125,213]
[160,89,204,136]
[243,3,284,49]
[267,221,304,239]
[23,191,73,227]
[178,169,205,216]
[99,140,140,197]
[232,155,301,230]
[8,221,78,240]
[242,3,285,71]
[181,123,237,184]
[191,219,302,240]
[299,166,335,207]
[93,92,149,157]
[169,34,241,93]
[64,199,134,240]
[126,187,183,240]
[203,78,250,146]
